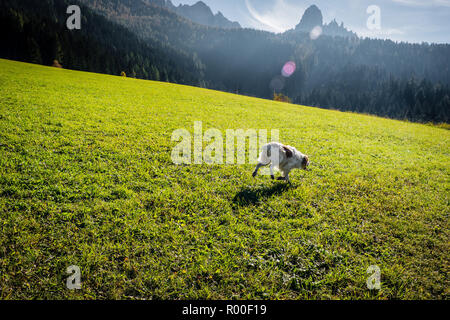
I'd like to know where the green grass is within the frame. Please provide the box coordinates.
[0,58,448,300]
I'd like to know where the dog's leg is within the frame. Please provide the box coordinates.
[270,164,275,180]
[253,162,269,177]
[285,172,291,184]
[277,171,290,183]
[277,170,286,181]
[252,163,264,177]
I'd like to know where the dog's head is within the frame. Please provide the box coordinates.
[301,155,310,170]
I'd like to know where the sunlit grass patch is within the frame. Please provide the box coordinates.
[0,59,448,299]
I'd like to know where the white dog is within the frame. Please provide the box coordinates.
[252,142,309,182]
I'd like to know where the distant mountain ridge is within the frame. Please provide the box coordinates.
[86,0,240,30]
[165,0,241,29]
[293,5,356,38]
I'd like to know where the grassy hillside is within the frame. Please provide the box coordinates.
[0,58,448,299]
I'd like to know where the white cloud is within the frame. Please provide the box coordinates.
[356,27,406,39]
[392,0,450,7]
[244,0,305,33]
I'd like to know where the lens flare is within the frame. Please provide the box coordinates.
[270,76,285,92]
[310,26,323,40]
[281,61,296,77]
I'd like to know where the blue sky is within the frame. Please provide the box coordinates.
[171,0,450,43]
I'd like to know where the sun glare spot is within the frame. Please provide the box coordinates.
[310,26,323,40]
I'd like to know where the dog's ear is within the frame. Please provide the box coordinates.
[302,155,309,167]
[282,146,293,158]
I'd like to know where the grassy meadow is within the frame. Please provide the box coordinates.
[0,58,448,299]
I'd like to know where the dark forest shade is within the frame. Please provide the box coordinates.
[0,0,203,85]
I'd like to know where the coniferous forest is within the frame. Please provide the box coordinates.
[1,0,449,123]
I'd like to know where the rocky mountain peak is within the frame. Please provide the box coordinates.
[295,5,323,32]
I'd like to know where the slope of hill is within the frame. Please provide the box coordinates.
[0,59,448,299]
[78,0,450,123]
[2,0,449,122]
